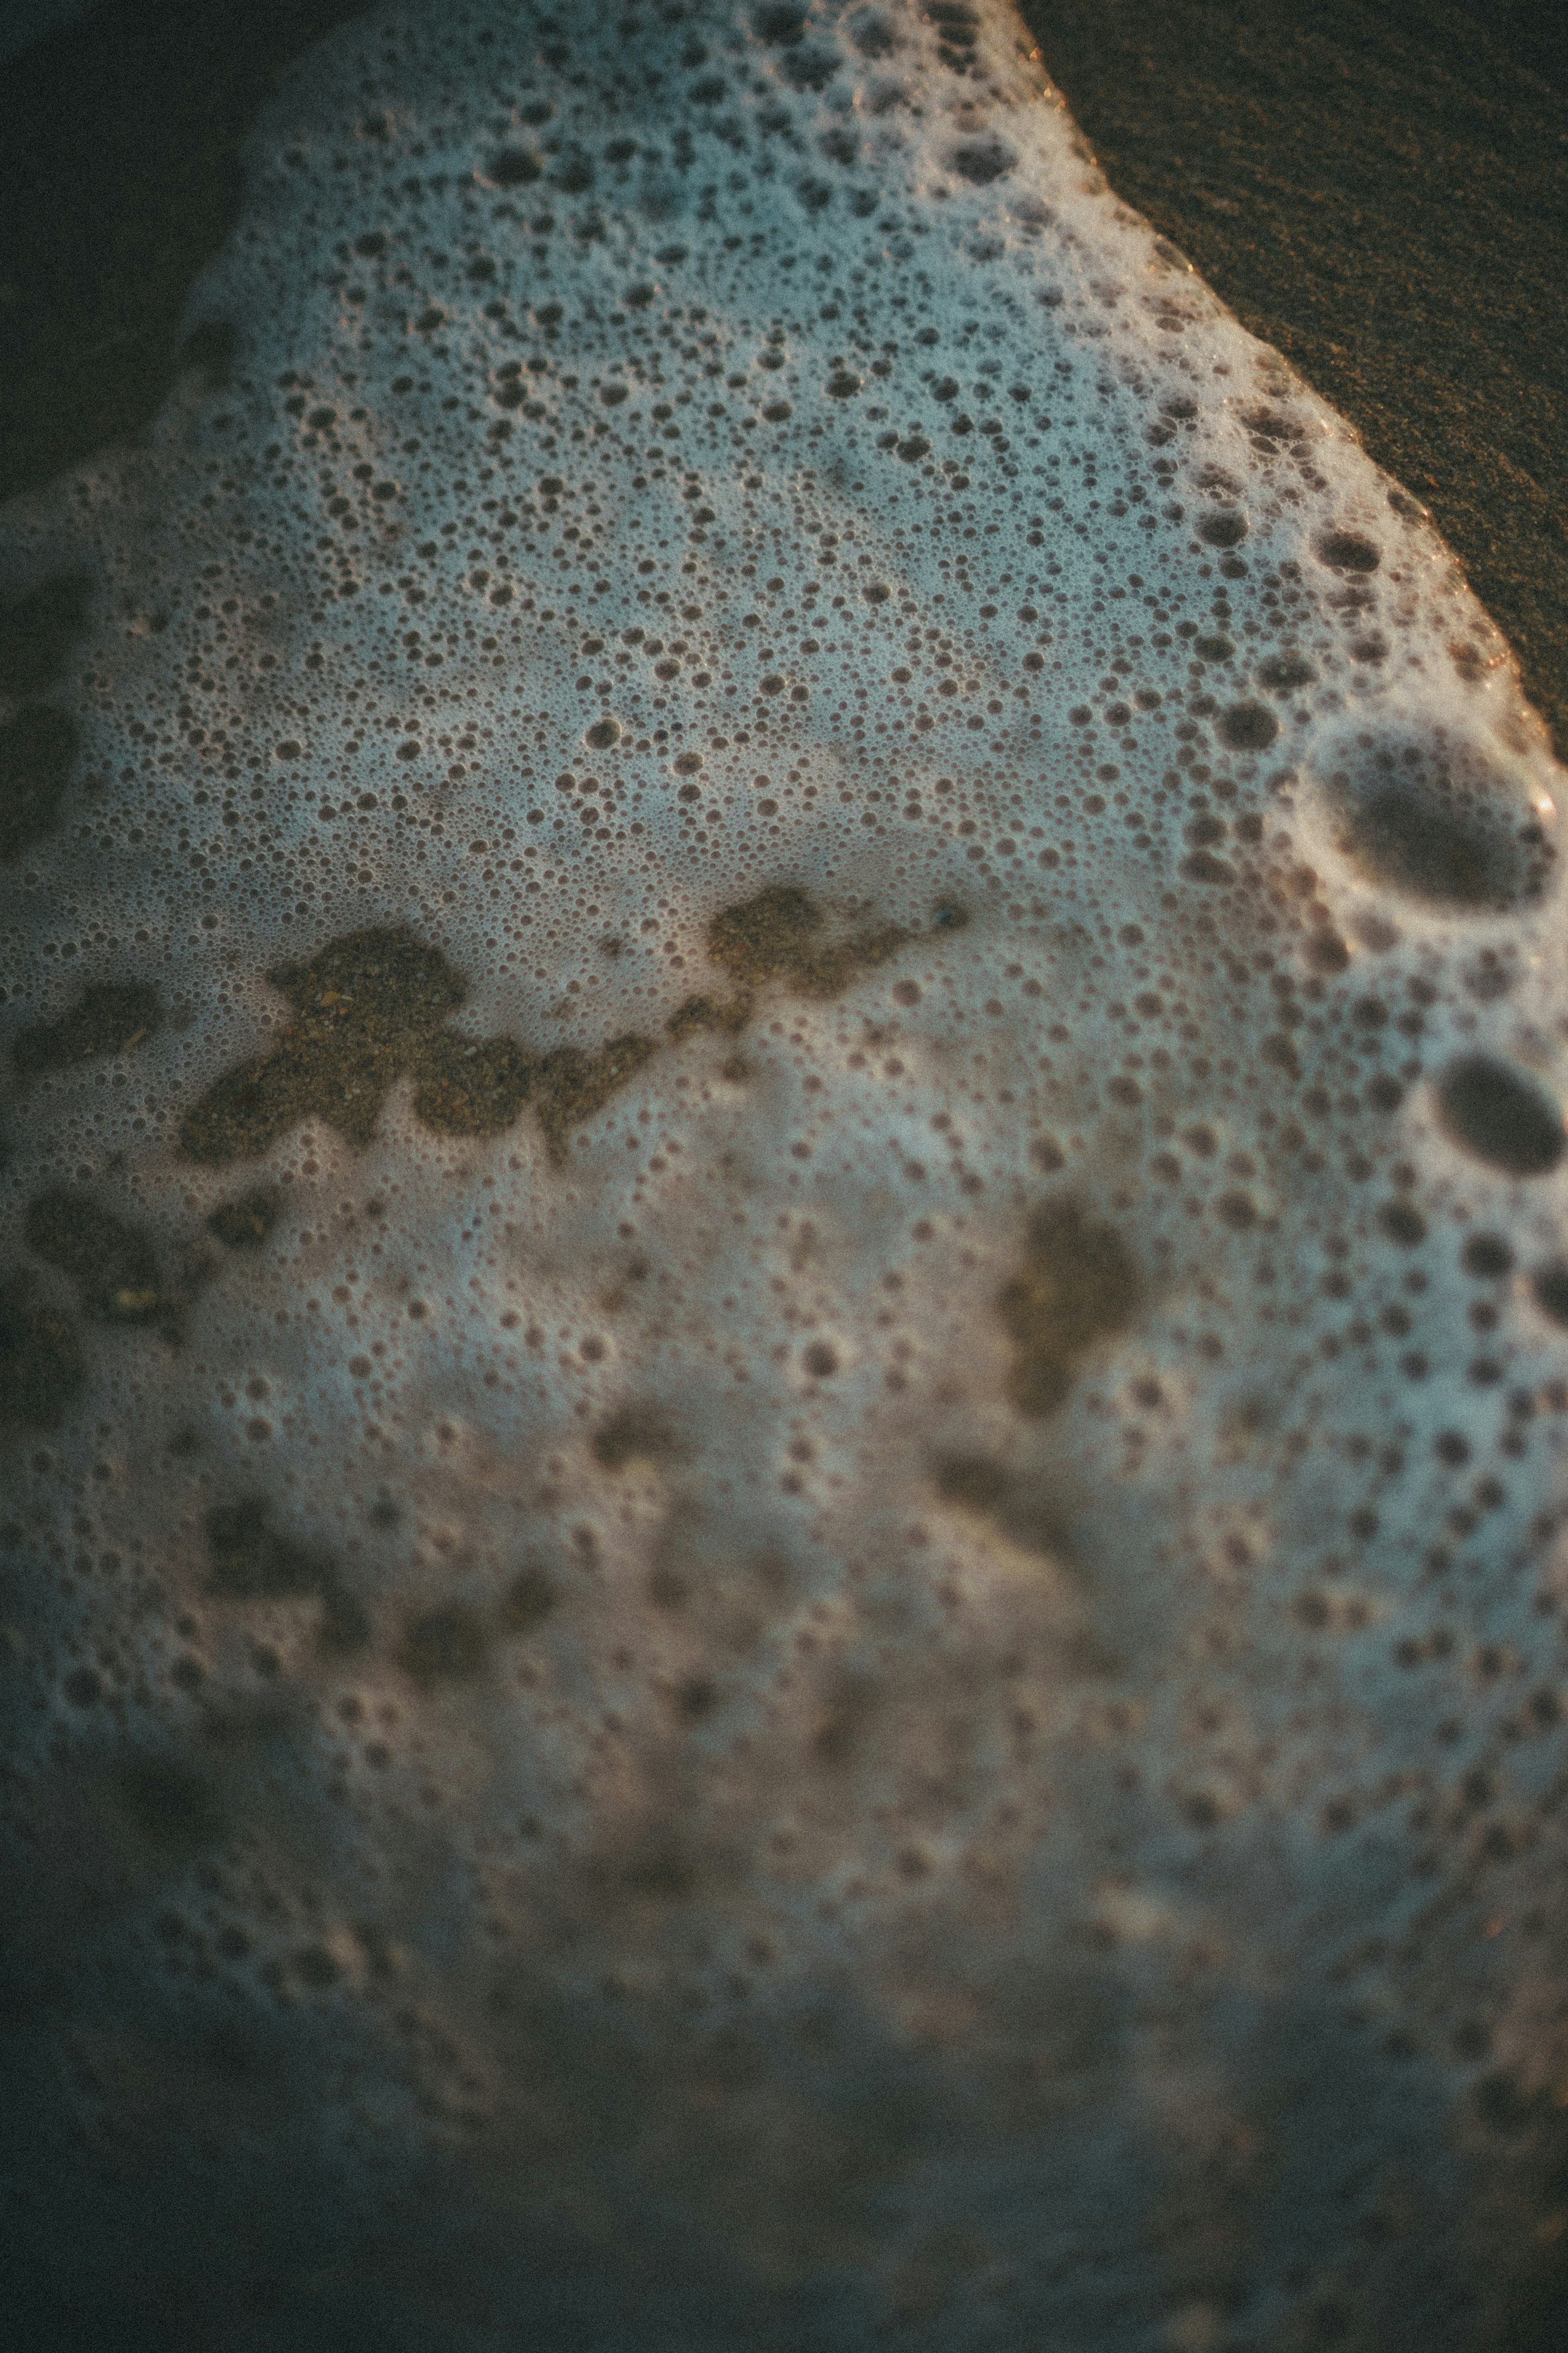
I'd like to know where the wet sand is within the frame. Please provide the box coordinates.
[1024,0,1568,761]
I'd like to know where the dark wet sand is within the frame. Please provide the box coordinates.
[1024,0,1568,760]
[3,0,1563,760]
[0,1,368,508]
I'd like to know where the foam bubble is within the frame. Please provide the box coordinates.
[1316,724,1556,910]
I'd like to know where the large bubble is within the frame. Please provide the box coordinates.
[1315,725,1557,911]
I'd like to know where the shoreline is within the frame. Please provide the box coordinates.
[1025,0,1568,762]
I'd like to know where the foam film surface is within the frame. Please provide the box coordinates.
[2,6,1567,2348]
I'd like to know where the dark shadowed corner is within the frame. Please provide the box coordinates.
[0,0,372,510]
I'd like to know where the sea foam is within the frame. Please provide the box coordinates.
[2,6,1566,2347]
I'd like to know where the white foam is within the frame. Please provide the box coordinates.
[2,4,1566,2345]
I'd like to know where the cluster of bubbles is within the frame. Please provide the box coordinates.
[2,3,1566,2348]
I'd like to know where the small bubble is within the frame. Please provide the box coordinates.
[1378,1200,1426,1247]
[1256,652,1317,693]
[1531,1262,1568,1325]
[1435,1057,1564,1178]
[1217,701,1277,752]
[488,147,542,186]
[949,138,1015,185]
[1316,528,1381,573]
